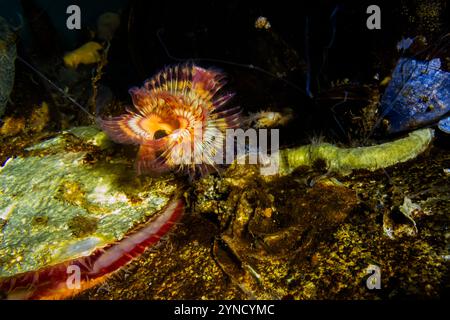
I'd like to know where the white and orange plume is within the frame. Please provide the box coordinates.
[98,64,241,177]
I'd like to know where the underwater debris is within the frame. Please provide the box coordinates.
[27,101,50,133]
[67,126,112,150]
[409,1,446,38]
[380,76,391,86]
[205,166,358,299]
[399,197,423,230]
[276,128,434,176]
[247,108,294,128]
[94,84,114,115]
[89,42,110,115]
[63,41,103,69]
[0,16,17,118]
[380,58,450,134]
[382,196,423,239]
[0,102,50,137]
[0,128,183,298]
[97,12,121,42]
[396,37,414,51]
[255,16,271,30]
[0,116,25,137]
[99,64,241,177]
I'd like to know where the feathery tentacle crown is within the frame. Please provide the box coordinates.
[99,64,241,177]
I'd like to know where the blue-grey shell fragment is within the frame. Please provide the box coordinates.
[380,58,450,134]
[396,37,414,51]
[0,16,16,118]
[438,116,450,134]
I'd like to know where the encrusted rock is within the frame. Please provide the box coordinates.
[0,126,180,278]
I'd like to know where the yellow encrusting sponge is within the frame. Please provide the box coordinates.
[63,42,103,69]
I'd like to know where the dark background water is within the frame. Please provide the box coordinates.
[1,0,448,145]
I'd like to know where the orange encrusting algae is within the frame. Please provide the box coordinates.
[99,64,241,177]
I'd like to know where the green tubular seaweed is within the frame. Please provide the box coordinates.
[278,128,435,175]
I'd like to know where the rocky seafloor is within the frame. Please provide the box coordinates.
[72,136,448,299]
[0,122,448,300]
